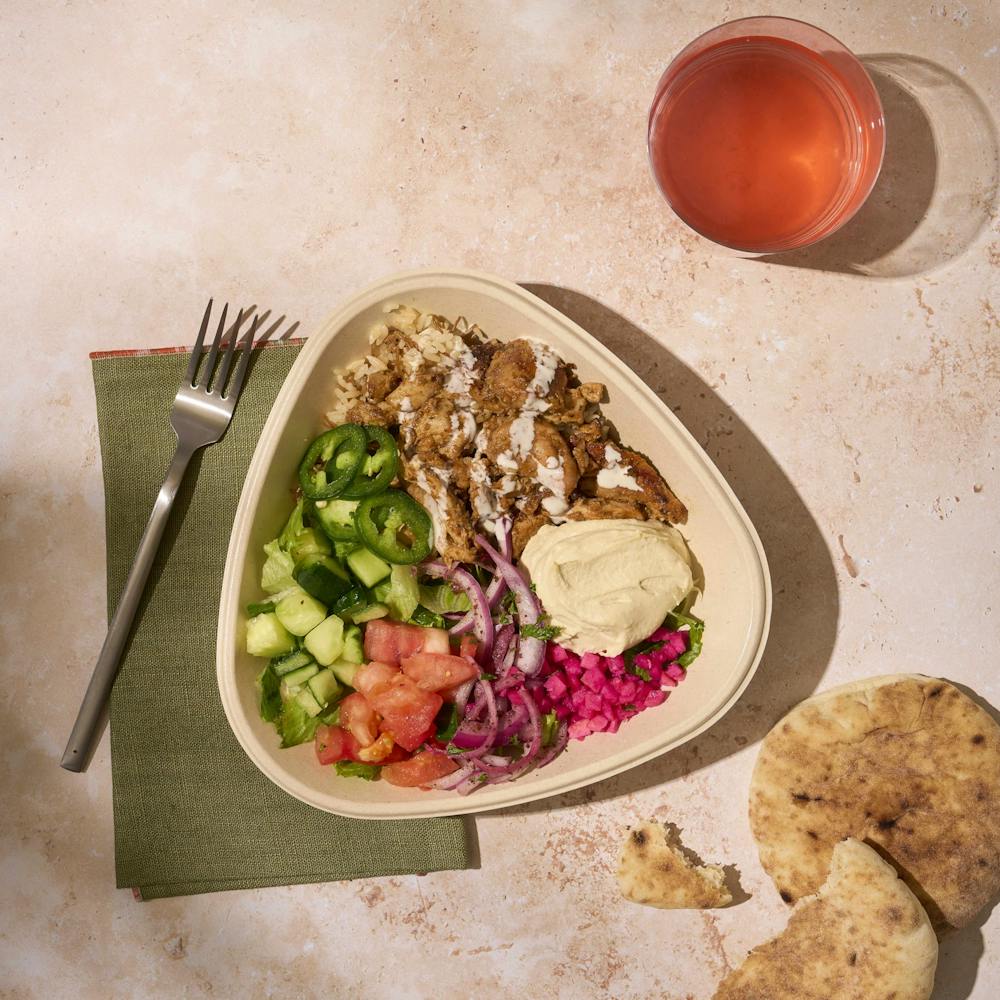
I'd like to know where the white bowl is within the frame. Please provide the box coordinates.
[217,270,771,819]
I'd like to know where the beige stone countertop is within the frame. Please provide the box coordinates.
[3,1,998,997]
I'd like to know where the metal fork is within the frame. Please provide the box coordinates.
[61,301,266,772]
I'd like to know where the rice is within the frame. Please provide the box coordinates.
[325,306,473,425]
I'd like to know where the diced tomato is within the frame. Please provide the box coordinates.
[458,635,479,660]
[353,661,398,699]
[316,725,411,766]
[356,732,397,763]
[367,673,443,751]
[382,750,460,788]
[315,725,361,765]
[363,619,450,667]
[339,692,381,747]
[419,627,451,655]
[401,652,479,693]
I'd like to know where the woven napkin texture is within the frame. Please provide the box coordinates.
[92,342,470,899]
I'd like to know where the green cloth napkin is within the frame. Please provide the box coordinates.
[92,342,471,899]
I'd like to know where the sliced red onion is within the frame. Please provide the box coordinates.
[450,680,498,754]
[492,623,516,677]
[424,763,476,791]
[422,559,494,664]
[454,678,476,715]
[450,517,513,636]
[534,721,569,770]
[474,534,545,676]
[456,773,489,795]
[516,685,543,763]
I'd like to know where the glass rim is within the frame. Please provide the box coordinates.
[647,16,887,254]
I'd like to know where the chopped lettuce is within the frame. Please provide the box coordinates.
[385,564,420,622]
[434,702,461,742]
[278,499,305,551]
[333,539,360,561]
[257,665,282,723]
[277,697,320,748]
[665,607,705,667]
[410,605,446,629]
[261,538,296,594]
[335,761,380,781]
[418,582,472,615]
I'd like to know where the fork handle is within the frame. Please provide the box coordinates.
[60,438,198,772]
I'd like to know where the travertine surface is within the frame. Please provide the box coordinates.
[2,2,997,998]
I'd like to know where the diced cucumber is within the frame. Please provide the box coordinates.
[346,547,391,588]
[330,586,369,620]
[319,705,341,726]
[342,624,364,664]
[271,649,314,677]
[289,527,331,563]
[372,579,391,603]
[307,668,342,706]
[351,602,389,623]
[334,539,360,561]
[294,686,324,717]
[281,663,320,689]
[275,589,328,636]
[311,498,360,542]
[294,555,352,606]
[303,614,344,666]
[330,659,360,688]
[246,613,296,658]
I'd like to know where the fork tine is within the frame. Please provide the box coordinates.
[199,303,228,389]
[224,312,265,401]
[186,299,213,385]
[214,308,247,395]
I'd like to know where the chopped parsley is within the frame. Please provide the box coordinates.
[631,665,652,683]
[622,703,637,713]
[520,622,562,641]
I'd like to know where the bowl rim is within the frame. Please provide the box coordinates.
[216,268,772,818]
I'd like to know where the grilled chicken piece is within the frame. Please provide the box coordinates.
[566,498,647,521]
[583,442,688,524]
[568,421,606,476]
[617,447,687,524]
[364,369,399,403]
[384,374,442,414]
[404,462,477,563]
[475,339,569,413]
[483,416,580,498]
[346,400,389,427]
[412,396,476,462]
[512,509,551,557]
[372,329,415,371]
[548,381,607,426]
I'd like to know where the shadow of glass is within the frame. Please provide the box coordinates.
[495,286,840,814]
[752,54,999,278]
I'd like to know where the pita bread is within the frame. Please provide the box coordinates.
[713,838,937,1000]
[617,821,733,909]
[749,674,1000,930]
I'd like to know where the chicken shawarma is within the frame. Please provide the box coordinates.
[326,305,687,563]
